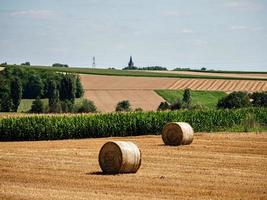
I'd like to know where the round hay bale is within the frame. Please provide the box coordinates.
[98,141,141,174]
[162,122,194,146]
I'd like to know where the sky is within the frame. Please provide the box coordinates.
[0,0,266,71]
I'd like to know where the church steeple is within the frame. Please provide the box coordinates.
[128,56,134,68]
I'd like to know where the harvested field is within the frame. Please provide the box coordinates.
[1,133,266,200]
[81,75,267,92]
[146,70,267,79]
[80,75,267,112]
[84,90,165,112]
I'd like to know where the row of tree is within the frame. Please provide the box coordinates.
[157,89,267,111]
[0,66,84,112]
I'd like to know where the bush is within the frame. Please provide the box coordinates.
[116,100,131,112]
[157,102,170,111]
[250,92,267,107]
[31,97,44,113]
[77,99,97,113]
[61,100,74,113]
[170,98,183,110]
[217,91,251,109]
[134,107,143,112]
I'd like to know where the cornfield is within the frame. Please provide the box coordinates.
[0,108,266,141]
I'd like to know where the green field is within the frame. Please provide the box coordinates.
[155,90,227,109]
[4,65,267,81]
[17,98,84,113]
[1,108,266,141]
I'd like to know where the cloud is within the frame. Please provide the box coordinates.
[161,11,191,18]
[191,39,208,46]
[229,25,265,32]
[225,1,264,11]
[230,25,247,31]
[9,10,61,19]
[178,28,194,34]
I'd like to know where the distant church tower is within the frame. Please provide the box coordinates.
[128,56,134,67]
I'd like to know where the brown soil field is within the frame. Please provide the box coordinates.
[84,90,165,112]
[145,70,267,79]
[1,133,266,200]
[80,75,267,112]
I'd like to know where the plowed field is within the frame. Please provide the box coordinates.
[80,75,267,112]
[1,133,266,200]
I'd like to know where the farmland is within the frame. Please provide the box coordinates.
[6,65,267,81]
[1,133,266,200]
[80,74,267,112]
[156,90,226,109]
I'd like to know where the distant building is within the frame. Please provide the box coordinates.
[128,56,134,67]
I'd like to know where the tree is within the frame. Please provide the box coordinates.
[77,99,97,113]
[10,77,22,112]
[201,67,207,71]
[21,62,30,66]
[49,87,61,113]
[116,100,131,112]
[217,92,251,109]
[30,97,44,113]
[75,75,84,98]
[183,88,192,105]
[24,74,44,98]
[59,74,76,103]
[0,92,13,112]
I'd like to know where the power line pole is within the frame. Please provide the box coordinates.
[92,56,96,68]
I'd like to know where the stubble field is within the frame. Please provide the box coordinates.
[80,75,267,112]
[1,133,266,200]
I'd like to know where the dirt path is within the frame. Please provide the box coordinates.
[1,133,267,200]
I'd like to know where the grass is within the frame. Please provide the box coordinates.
[155,90,227,109]
[17,98,84,113]
[5,65,267,81]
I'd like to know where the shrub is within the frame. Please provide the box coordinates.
[157,102,170,111]
[170,98,183,110]
[61,100,74,113]
[31,97,44,113]
[250,92,267,107]
[116,100,131,112]
[217,91,251,109]
[77,99,97,113]
[134,107,143,112]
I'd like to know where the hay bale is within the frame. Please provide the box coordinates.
[98,141,141,174]
[162,122,194,146]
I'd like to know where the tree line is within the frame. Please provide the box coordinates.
[0,66,84,112]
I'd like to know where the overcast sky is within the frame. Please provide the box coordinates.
[0,0,266,70]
